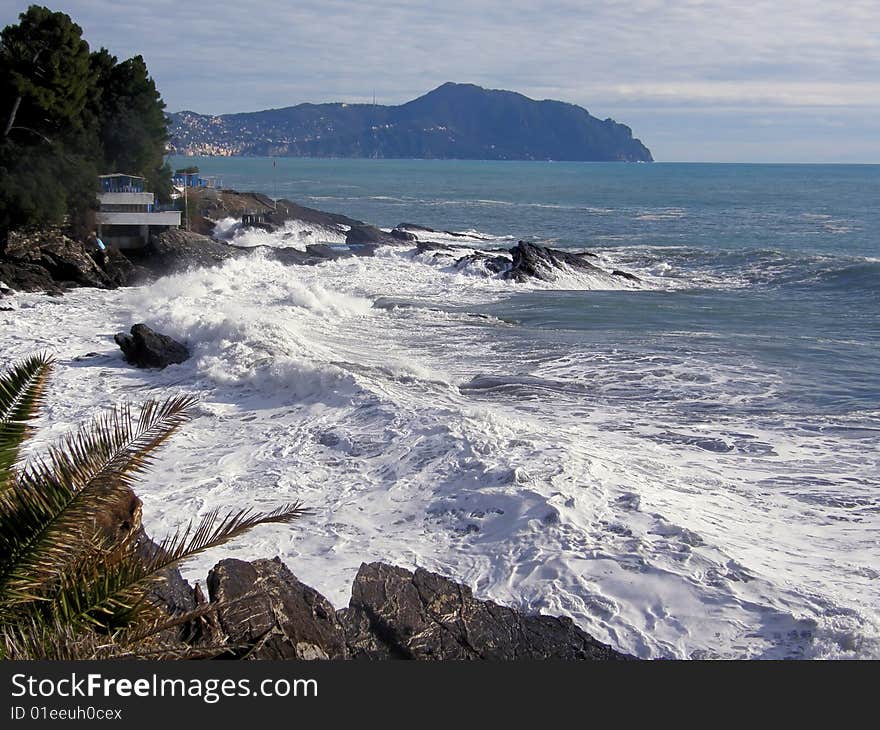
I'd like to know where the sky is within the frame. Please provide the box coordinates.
[2,0,879,162]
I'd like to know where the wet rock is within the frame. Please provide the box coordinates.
[114,324,190,369]
[304,243,342,260]
[398,222,440,235]
[398,223,492,241]
[345,224,401,247]
[102,248,139,287]
[339,562,630,660]
[612,269,641,282]
[207,558,348,660]
[132,228,242,276]
[455,251,511,274]
[390,228,417,242]
[260,245,312,266]
[415,241,454,254]
[505,241,605,283]
[345,224,384,245]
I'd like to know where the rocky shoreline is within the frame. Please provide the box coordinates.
[0,187,639,296]
[145,547,631,661]
[2,189,638,660]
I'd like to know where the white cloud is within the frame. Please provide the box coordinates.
[2,0,879,160]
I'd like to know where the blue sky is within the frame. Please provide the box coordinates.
[3,1,879,162]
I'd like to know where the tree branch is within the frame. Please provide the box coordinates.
[3,96,22,138]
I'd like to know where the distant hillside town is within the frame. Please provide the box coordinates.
[168,83,653,162]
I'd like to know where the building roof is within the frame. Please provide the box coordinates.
[99,173,145,179]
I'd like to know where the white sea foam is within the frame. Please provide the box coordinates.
[2,230,877,660]
[214,216,347,249]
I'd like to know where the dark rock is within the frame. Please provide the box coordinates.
[505,241,605,283]
[207,558,349,660]
[348,243,379,257]
[0,228,135,292]
[262,198,362,231]
[0,261,61,294]
[114,324,190,369]
[346,224,405,248]
[415,241,454,255]
[390,228,417,242]
[304,243,342,260]
[611,269,641,282]
[132,229,242,277]
[3,230,104,288]
[455,251,511,274]
[185,189,361,238]
[102,248,138,287]
[339,562,630,660]
[135,531,197,617]
[345,224,383,245]
[398,223,438,234]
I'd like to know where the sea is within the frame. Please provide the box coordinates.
[2,158,878,659]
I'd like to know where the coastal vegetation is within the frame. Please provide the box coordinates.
[0,353,304,659]
[0,5,171,240]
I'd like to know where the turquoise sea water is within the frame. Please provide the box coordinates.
[165,157,879,656]
[172,157,879,420]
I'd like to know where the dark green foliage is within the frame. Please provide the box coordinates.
[0,6,99,234]
[0,5,93,143]
[0,352,52,480]
[0,5,173,237]
[0,143,68,233]
[94,54,171,200]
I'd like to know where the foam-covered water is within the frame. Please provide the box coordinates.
[2,160,878,659]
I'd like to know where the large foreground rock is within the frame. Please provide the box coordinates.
[115,324,190,368]
[340,562,629,660]
[207,558,349,660]
[199,557,630,660]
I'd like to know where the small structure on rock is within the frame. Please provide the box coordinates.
[97,174,181,250]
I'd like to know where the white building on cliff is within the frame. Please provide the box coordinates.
[96,174,181,248]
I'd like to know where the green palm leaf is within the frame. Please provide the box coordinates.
[0,394,196,604]
[47,504,307,632]
[0,354,312,660]
[0,353,53,482]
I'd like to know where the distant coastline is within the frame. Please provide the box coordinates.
[168,82,653,163]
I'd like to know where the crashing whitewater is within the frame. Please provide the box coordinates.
[2,231,878,660]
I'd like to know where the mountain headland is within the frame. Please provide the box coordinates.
[169,82,653,162]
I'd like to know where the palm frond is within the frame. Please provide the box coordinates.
[35,503,307,633]
[0,394,197,603]
[0,353,53,482]
[0,356,314,661]
[0,613,107,660]
[0,610,229,660]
